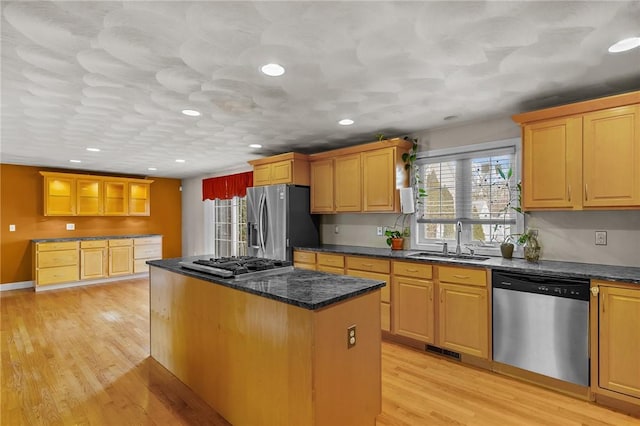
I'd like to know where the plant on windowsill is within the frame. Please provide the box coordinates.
[495,165,523,259]
[402,137,427,209]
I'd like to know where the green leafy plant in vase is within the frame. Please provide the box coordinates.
[385,214,411,250]
[495,165,523,259]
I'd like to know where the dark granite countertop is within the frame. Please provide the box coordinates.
[295,244,640,284]
[147,256,385,310]
[32,234,162,243]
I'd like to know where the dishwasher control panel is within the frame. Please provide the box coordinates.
[493,271,589,301]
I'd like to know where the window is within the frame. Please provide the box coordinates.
[413,139,522,254]
[204,196,247,257]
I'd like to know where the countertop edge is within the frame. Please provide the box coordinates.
[32,234,162,242]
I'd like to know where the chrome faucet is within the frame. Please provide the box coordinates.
[455,220,462,255]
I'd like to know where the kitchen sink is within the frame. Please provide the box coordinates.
[407,251,490,261]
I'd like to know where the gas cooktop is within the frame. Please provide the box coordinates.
[179,256,294,278]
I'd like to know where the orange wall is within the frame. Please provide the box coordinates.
[0,164,182,285]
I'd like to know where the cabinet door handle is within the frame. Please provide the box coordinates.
[440,288,443,303]
[406,268,418,273]
[567,185,571,202]
[429,286,433,301]
[590,287,599,296]
[453,275,470,280]
[585,184,588,201]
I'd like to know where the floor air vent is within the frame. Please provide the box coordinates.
[425,344,461,360]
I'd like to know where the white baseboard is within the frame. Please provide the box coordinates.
[34,273,149,292]
[0,281,35,291]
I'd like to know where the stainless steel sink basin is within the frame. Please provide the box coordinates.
[407,251,490,261]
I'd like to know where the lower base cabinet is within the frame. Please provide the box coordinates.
[392,261,434,342]
[592,280,640,408]
[33,241,79,287]
[80,240,107,280]
[108,240,133,276]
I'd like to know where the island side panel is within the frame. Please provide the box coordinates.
[149,267,314,425]
[313,290,382,426]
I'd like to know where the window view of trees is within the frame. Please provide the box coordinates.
[212,196,247,257]
[416,151,517,246]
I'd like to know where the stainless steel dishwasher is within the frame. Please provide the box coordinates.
[492,270,590,386]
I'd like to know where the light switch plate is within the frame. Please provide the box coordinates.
[66,223,75,231]
[376,226,383,236]
[9,224,16,232]
[595,231,607,246]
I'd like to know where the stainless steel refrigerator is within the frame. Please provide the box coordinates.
[246,184,319,261]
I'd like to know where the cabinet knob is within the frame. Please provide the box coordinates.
[590,286,599,296]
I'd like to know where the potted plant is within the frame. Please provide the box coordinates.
[495,166,523,259]
[385,228,408,250]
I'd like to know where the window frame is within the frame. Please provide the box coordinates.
[204,196,247,257]
[410,137,524,257]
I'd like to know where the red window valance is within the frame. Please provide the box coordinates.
[202,171,253,201]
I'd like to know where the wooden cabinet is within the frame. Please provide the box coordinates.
[590,281,640,408]
[77,178,103,215]
[80,240,107,280]
[293,250,317,270]
[133,236,162,273]
[316,253,344,274]
[104,180,128,216]
[40,172,152,216]
[514,91,640,210]
[310,159,334,213]
[583,105,640,207]
[346,256,392,331]
[248,153,310,186]
[108,239,133,276]
[33,241,79,286]
[362,147,396,212]
[522,116,582,210]
[129,182,151,216]
[309,138,411,213]
[437,265,489,359]
[43,174,76,215]
[335,154,362,212]
[392,261,434,342]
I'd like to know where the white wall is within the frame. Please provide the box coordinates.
[181,116,640,267]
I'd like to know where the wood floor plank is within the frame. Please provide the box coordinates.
[2,278,639,425]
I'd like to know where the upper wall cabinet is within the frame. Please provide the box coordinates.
[309,138,411,214]
[248,152,310,186]
[513,91,640,211]
[40,172,153,217]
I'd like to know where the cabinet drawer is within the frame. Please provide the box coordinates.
[294,262,316,271]
[134,259,150,273]
[317,265,344,275]
[134,245,162,259]
[438,266,487,286]
[37,249,78,268]
[109,239,133,247]
[80,240,107,249]
[393,261,433,279]
[134,237,162,246]
[348,269,390,303]
[37,265,79,285]
[317,253,344,268]
[37,241,78,251]
[346,256,390,274]
[294,251,316,264]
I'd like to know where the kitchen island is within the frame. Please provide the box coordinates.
[147,257,384,426]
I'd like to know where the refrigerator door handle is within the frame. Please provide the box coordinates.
[258,193,266,254]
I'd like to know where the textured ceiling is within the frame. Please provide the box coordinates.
[2,1,639,179]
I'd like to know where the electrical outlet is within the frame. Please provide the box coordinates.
[66,223,75,231]
[376,226,383,236]
[595,230,607,246]
[347,325,356,349]
[9,224,16,232]
[334,225,339,234]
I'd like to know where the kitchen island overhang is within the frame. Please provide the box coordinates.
[148,258,384,426]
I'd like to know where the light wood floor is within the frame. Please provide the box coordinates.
[2,278,639,425]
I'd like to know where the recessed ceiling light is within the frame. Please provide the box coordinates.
[181,109,201,117]
[338,119,354,126]
[249,144,262,149]
[608,37,640,53]
[86,147,100,152]
[148,167,157,171]
[260,63,285,77]
[69,159,81,163]
[175,159,186,163]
